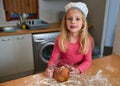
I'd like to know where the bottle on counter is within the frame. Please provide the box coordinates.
[21,13,30,30]
[21,21,30,30]
[22,21,26,30]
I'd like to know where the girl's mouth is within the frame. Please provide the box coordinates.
[70,26,76,29]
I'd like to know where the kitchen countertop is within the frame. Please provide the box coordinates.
[0,23,61,36]
[0,54,120,86]
[0,23,93,36]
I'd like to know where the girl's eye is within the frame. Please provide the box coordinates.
[67,18,72,20]
[67,18,81,21]
[76,18,81,21]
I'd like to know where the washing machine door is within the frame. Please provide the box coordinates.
[40,42,54,63]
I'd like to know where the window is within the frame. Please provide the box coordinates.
[3,0,39,21]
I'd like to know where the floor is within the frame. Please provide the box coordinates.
[103,47,113,56]
[0,70,34,83]
[92,46,113,59]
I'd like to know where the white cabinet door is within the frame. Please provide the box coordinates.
[13,34,34,73]
[0,36,16,77]
[0,34,34,77]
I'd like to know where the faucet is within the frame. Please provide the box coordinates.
[16,14,23,27]
[17,13,29,29]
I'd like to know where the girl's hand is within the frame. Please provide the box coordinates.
[69,67,80,75]
[46,65,54,78]
[74,68,80,74]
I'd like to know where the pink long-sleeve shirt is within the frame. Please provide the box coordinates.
[48,36,92,73]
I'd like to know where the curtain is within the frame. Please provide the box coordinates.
[4,0,37,14]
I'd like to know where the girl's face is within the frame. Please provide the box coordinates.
[66,9,83,34]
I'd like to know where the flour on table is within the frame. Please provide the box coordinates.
[23,69,112,86]
[23,74,43,86]
[106,64,118,72]
[89,69,111,86]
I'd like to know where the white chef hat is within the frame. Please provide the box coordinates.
[65,2,88,18]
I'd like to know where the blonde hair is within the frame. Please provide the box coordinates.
[58,8,89,54]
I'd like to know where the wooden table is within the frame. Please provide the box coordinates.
[0,54,120,86]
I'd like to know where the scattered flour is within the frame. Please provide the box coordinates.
[88,69,111,86]
[106,65,118,72]
[23,69,112,86]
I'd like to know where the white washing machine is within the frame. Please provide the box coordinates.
[32,32,59,73]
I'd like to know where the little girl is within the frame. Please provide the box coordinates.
[47,2,93,75]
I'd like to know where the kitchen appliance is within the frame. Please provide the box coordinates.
[32,32,59,73]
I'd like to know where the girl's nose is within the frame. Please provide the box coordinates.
[71,19,75,24]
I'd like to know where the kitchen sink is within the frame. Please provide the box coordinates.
[0,26,21,32]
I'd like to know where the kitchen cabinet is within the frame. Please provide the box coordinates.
[0,36,16,77]
[0,34,34,78]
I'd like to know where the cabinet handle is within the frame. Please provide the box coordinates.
[16,37,24,40]
[1,39,10,41]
